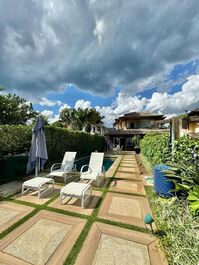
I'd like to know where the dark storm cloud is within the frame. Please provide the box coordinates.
[0,0,199,97]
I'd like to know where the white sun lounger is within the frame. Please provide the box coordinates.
[60,182,92,208]
[22,177,54,198]
[80,152,104,186]
[48,151,77,182]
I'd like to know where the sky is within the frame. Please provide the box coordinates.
[1,0,199,126]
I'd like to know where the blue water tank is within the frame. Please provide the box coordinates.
[154,164,174,197]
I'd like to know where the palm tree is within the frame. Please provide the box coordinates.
[59,107,104,132]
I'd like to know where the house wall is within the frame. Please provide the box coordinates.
[117,119,155,130]
[189,122,199,133]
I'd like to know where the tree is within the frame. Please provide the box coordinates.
[59,107,104,132]
[0,89,36,125]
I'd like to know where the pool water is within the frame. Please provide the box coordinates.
[75,157,116,172]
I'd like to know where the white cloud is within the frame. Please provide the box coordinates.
[38,97,62,107]
[97,74,199,127]
[41,109,54,118]
[93,19,106,44]
[58,103,71,113]
[2,1,199,97]
[74,100,91,110]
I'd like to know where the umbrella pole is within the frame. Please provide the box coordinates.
[35,157,40,177]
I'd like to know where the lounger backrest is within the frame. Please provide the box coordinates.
[89,152,104,173]
[61,152,77,170]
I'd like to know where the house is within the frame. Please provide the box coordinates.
[178,109,199,137]
[90,124,108,136]
[106,112,167,151]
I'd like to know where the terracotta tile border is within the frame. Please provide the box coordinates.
[49,190,102,216]
[0,210,86,265]
[98,192,153,228]
[75,222,168,265]
[109,179,146,196]
[0,202,34,233]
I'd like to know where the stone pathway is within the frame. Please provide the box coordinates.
[0,154,167,265]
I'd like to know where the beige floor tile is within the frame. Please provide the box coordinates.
[114,172,142,181]
[49,190,102,216]
[120,163,138,168]
[15,185,61,205]
[118,167,140,173]
[0,202,34,233]
[75,222,168,265]
[0,210,86,265]
[109,180,146,195]
[98,192,153,228]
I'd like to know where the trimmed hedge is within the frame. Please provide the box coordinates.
[140,133,199,166]
[0,125,105,183]
[140,133,171,165]
[174,135,199,164]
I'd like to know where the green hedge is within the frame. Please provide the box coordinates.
[140,133,199,166]
[140,133,171,165]
[174,135,199,164]
[0,125,105,183]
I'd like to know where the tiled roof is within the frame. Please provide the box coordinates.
[106,128,169,136]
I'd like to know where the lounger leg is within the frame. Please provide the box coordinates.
[81,197,84,208]
[22,185,24,195]
[60,193,63,205]
[38,188,41,198]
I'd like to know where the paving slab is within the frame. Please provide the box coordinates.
[14,184,61,205]
[114,172,142,181]
[0,210,86,265]
[98,192,153,228]
[0,201,33,233]
[118,166,140,173]
[75,222,168,265]
[0,181,23,197]
[49,190,102,215]
[109,180,146,195]
[120,163,138,168]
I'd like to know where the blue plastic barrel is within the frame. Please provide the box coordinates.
[154,164,174,197]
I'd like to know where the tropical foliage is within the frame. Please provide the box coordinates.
[0,88,36,125]
[59,107,104,132]
[140,133,171,165]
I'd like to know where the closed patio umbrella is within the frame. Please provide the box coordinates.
[27,116,48,176]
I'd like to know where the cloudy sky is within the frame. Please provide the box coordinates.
[1,0,199,126]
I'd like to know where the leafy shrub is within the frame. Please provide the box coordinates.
[174,135,199,164]
[140,133,171,165]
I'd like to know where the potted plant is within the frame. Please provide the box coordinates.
[132,135,141,154]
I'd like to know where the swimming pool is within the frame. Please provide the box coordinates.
[75,157,116,172]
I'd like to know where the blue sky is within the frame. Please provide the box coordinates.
[1,1,199,126]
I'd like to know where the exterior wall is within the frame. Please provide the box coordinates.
[189,122,199,133]
[117,119,155,130]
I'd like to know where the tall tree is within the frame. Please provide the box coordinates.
[59,107,104,131]
[0,89,36,125]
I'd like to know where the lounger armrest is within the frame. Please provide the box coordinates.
[73,163,77,171]
[51,163,62,172]
[63,164,72,172]
[80,165,92,173]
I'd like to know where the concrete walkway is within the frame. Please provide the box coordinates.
[77,154,167,265]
